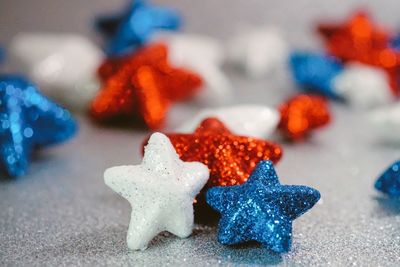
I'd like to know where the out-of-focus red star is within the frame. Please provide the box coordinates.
[278,94,331,141]
[143,118,283,187]
[317,11,400,95]
[91,43,203,129]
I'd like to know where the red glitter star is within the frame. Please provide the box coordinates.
[278,94,331,141]
[144,118,283,187]
[91,43,203,129]
[317,11,400,95]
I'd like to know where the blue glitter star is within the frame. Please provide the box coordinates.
[0,75,77,177]
[389,34,400,52]
[375,161,400,197]
[289,51,344,99]
[206,160,321,253]
[96,0,181,56]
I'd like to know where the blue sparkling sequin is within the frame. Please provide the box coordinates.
[289,51,344,99]
[375,161,400,197]
[206,160,320,253]
[0,75,77,177]
[96,0,181,56]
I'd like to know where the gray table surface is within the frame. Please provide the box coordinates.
[1,0,400,266]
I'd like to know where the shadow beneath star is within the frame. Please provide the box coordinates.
[373,196,400,217]
[218,241,283,265]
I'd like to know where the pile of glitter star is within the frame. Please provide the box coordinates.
[2,0,400,255]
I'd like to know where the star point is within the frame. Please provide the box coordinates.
[96,0,181,56]
[0,75,77,177]
[91,43,202,129]
[104,132,209,250]
[206,160,320,253]
[145,118,283,187]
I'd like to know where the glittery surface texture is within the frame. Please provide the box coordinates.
[96,0,181,56]
[375,160,400,197]
[3,1,400,266]
[0,75,77,177]
[91,43,202,129]
[278,94,331,141]
[145,118,283,187]
[206,160,320,253]
[289,52,344,99]
[317,11,400,95]
[104,132,209,250]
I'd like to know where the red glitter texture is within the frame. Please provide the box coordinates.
[317,11,400,95]
[91,43,203,129]
[144,118,283,187]
[278,94,331,141]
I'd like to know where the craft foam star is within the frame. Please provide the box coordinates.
[317,11,400,95]
[332,63,393,108]
[278,94,331,141]
[145,118,282,187]
[10,33,103,111]
[375,160,400,197]
[104,132,209,250]
[206,160,321,253]
[289,51,344,99]
[96,0,181,56]
[92,43,203,129]
[176,105,280,138]
[227,27,288,78]
[0,75,77,177]
[369,103,400,143]
[154,32,232,104]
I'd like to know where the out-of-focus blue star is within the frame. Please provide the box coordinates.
[375,160,400,197]
[0,75,77,177]
[289,51,344,99]
[206,160,320,253]
[389,34,400,51]
[96,0,181,56]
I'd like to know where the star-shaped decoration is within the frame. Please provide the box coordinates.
[317,11,400,95]
[96,0,181,56]
[289,51,344,99]
[375,160,400,197]
[332,63,393,108]
[153,32,232,104]
[278,94,331,141]
[176,104,280,139]
[227,27,288,78]
[144,118,282,187]
[0,75,77,177]
[10,33,104,111]
[91,43,203,129]
[206,160,321,253]
[104,132,209,250]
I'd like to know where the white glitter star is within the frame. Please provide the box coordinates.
[10,33,104,111]
[332,63,393,108]
[227,27,288,78]
[104,132,209,250]
[154,32,232,104]
[176,105,280,138]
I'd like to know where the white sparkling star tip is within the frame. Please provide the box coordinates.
[153,32,232,105]
[369,104,400,143]
[176,105,280,138]
[227,27,288,78]
[10,33,104,111]
[333,63,393,108]
[104,132,209,250]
